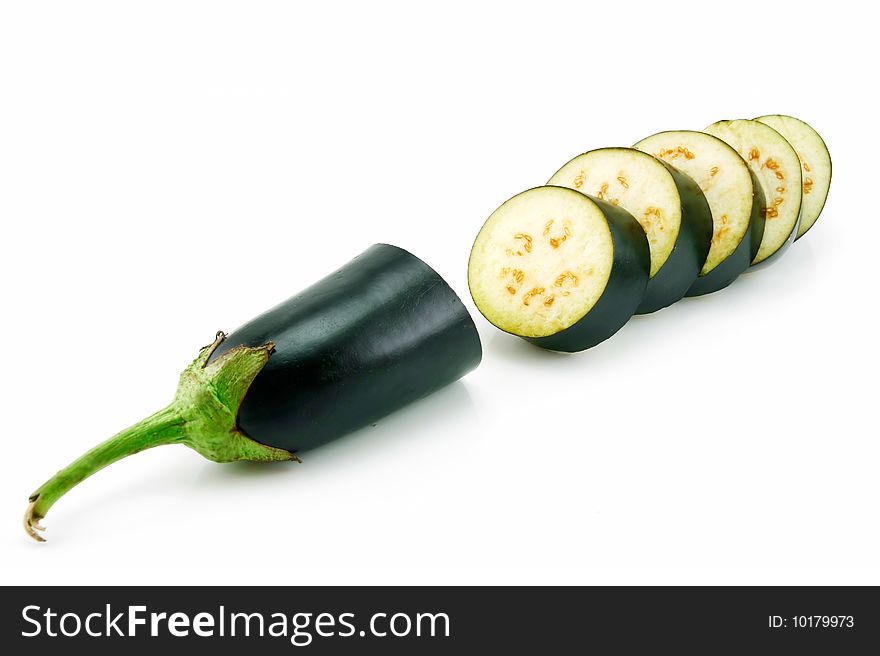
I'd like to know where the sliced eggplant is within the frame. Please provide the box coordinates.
[547,147,712,313]
[704,119,802,266]
[468,186,649,352]
[634,130,764,296]
[755,114,831,240]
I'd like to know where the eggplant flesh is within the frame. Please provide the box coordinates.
[755,114,831,240]
[211,244,482,452]
[548,147,712,313]
[529,198,649,351]
[468,186,649,352]
[704,119,802,266]
[634,130,764,296]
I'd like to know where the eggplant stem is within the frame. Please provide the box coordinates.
[24,501,46,542]
[24,332,297,543]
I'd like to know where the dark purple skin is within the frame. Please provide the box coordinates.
[636,161,713,313]
[210,244,482,453]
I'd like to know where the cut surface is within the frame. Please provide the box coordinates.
[548,148,680,278]
[704,120,802,264]
[755,114,831,239]
[634,130,753,275]
[468,186,613,338]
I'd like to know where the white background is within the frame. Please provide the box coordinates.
[1,1,877,586]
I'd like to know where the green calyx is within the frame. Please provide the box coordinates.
[24,332,298,543]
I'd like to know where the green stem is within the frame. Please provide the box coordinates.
[24,332,297,543]
[26,405,186,539]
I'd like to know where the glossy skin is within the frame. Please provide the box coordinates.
[210,244,482,453]
[636,162,713,314]
[529,198,649,352]
[685,170,765,297]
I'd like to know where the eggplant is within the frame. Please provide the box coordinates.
[210,244,482,451]
[754,114,831,240]
[634,130,765,296]
[24,244,481,541]
[704,119,802,267]
[468,186,649,352]
[547,147,713,313]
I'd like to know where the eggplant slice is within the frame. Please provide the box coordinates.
[468,186,649,352]
[548,147,712,313]
[704,119,802,266]
[634,130,764,296]
[755,114,831,240]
